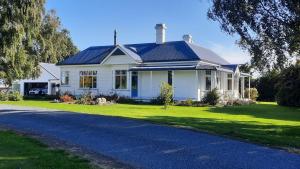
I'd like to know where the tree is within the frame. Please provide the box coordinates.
[0,0,45,86]
[254,70,279,101]
[276,64,300,107]
[208,0,300,72]
[39,10,78,63]
[159,82,173,109]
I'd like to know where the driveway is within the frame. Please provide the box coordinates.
[0,104,299,169]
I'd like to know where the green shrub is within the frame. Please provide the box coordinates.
[244,88,259,101]
[8,91,22,101]
[202,88,219,105]
[176,98,194,106]
[254,70,279,101]
[76,92,94,105]
[117,96,138,104]
[276,64,300,107]
[159,82,173,109]
[0,92,8,101]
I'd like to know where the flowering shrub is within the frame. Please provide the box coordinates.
[59,94,74,103]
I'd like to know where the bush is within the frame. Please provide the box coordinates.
[0,92,8,101]
[244,88,259,101]
[176,98,193,106]
[23,95,58,100]
[76,92,94,105]
[8,91,22,101]
[117,96,138,104]
[202,88,219,105]
[150,96,164,105]
[59,94,74,103]
[276,64,300,107]
[254,70,279,101]
[223,99,256,106]
[96,93,119,103]
[159,82,173,109]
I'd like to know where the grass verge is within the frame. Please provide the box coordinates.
[0,130,96,169]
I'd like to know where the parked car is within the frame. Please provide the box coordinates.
[29,88,47,95]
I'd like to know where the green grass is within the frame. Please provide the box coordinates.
[0,130,95,169]
[2,101,300,150]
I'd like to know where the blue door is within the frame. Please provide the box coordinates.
[131,71,138,97]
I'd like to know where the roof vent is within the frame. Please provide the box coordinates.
[155,23,167,44]
[183,34,193,43]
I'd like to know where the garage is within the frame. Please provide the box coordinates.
[12,63,60,96]
[24,82,48,95]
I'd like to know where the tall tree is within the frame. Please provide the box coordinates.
[0,0,45,86]
[208,0,300,72]
[39,10,78,63]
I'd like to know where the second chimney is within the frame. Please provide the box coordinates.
[183,34,193,43]
[155,23,167,44]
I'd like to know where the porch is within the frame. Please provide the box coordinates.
[129,64,251,101]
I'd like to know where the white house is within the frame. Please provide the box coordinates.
[13,63,60,96]
[57,24,250,101]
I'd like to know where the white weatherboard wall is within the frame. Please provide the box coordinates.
[173,70,198,100]
[138,71,168,98]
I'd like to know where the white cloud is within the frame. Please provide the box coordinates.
[207,42,251,64]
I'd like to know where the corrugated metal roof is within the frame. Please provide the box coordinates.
[58,41,231,65]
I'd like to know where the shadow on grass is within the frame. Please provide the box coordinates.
[144,115,300,148]
[205,104,300,122]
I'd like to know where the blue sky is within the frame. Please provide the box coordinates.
[46,0,250,64]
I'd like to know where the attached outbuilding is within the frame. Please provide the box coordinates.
[13,63,60,96]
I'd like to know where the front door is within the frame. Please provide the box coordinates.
[131,71,138,97]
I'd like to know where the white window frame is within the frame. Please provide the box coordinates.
[79,70,97,89]
[61,71,70,86]
[205,70,212,91]
[114,70,128,90]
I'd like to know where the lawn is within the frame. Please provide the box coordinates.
[0,130,95,169]
[1,101,300,151]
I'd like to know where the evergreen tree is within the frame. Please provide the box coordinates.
[0,0,45,86]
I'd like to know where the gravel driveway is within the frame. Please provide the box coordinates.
[0,104,299,169]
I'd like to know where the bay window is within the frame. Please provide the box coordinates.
[79,71,97,88]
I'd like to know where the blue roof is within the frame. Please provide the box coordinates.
[57,41,230,65]
[222,64,239,72]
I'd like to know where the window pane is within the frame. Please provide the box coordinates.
[115,76,121,89]
[228,79,232,90]
[228,74,232,78]
[80,76,84,88]
[121,76,127,89]
[206,77,211,90]
[92,76,97,88]
[85,76,93,88]
[121,70,127,75]
[65,76,69,85]
[115,70,120,75]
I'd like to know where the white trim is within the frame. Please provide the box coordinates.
[100,45,141,65]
